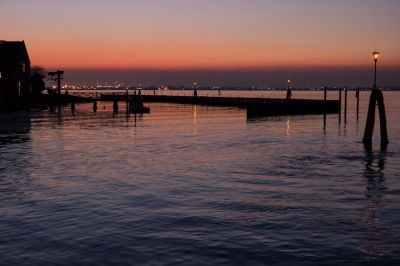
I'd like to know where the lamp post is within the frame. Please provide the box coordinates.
[363,51,388,147]
[286,79,292,100]
[373,52,379,89]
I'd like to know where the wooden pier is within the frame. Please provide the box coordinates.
[95,92,340,117]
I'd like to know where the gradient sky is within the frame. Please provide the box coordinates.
[1,0,400,87]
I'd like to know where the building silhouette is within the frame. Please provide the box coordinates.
[0,40,31,103]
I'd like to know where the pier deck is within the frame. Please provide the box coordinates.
[94,93,340,117]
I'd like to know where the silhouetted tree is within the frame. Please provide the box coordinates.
[30,65,46,94]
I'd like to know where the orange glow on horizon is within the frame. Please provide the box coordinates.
[2,0,399,77]
[30,43,392,71]
[26,35,398,71]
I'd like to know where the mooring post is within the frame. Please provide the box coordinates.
[344,87,347,124]
[113,99,118,113]
[362,89,389,147]
[363,89,377,145]
[339,87,342,123]
[377,91,389,147]
[57,74,61,95]
[356,87,360,120]
[324,87,327,126]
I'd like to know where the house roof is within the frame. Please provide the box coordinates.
[0,40,30,65]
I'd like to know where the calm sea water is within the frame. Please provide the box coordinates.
[1,91,400,265]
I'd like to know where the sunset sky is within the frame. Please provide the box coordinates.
[2,0,400,87]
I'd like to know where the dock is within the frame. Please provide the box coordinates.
[96,93,340,117]
[27,92,340,117]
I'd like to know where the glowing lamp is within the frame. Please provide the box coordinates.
[372,52,380,88]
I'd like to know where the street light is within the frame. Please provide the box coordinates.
[373,52,379,89]
[286,79,292,100]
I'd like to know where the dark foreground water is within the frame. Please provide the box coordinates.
[1,91,400,265]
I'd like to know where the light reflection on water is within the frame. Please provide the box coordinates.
[1,91,400,265]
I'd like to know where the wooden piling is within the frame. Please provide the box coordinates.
[377,91,389,147]
[344,87,347,124]
[362,89,389,147]
[324,87,327,126]
[356,87,360,120]
[113,99,118,113]
[339,87,342,123]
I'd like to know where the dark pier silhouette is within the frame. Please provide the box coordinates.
[95,92,340,118]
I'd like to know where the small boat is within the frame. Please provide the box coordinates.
[128,95,150,113]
